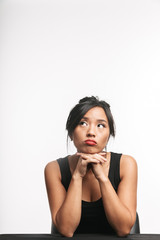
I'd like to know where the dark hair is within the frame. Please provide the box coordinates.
[66,96,115,140]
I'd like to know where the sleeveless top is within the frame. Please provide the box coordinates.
[56,152,122,234]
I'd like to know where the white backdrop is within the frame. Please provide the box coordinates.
[0,0,160,234]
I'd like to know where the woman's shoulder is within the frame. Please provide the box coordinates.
[119,154,138,179]
[44,155,69,176]
[111,152,137,164]
[44,159,60,179]
[120,154,137,166]
[45,159,58,169]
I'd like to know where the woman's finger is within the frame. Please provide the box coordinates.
[94,154,107,162]
[85,159,100,164]
[82,158,104,164]
[77,152,107,162]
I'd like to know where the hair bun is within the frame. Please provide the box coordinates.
[79,96,99,104]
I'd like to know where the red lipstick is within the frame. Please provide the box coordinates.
[85,139,97,146]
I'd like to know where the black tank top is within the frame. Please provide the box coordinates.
[56,152,122,234]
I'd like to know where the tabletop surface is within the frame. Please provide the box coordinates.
[0,234,160,240]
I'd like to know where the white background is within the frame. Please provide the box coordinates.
[0,0,160,234]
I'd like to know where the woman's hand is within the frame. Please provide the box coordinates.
[91,153,110,181]
[75,152,109,180]
[73,153,103,178]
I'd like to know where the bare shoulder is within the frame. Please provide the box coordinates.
[120,154,138,178]
[44,160,61,181]
[121,154,137,166]
[45,160,58,171]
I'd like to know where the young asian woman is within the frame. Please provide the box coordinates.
[45,96,137,237]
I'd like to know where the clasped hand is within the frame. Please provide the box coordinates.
[74,152,110,181]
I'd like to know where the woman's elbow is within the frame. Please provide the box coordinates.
[116,226,131,237]
[61,231,74,238]
[58,228,74,238]
[117,230,130,237]
[55,223,74,238]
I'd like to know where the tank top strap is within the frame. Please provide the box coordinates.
[57,156,71,191]
[108,152,122,192]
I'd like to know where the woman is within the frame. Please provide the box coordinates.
[45,96,137,237]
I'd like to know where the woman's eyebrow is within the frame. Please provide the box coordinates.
[81,117,88,120]
[97,119,108,123]
[82,117,107,123]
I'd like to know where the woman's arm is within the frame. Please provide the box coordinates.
[44,161,82,237]
[97,155,138,236]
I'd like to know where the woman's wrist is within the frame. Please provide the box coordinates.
[72,172,83,181]
[97,174,109,183]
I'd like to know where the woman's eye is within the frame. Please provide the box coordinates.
[98,124,105,128]
[79,121,87,126]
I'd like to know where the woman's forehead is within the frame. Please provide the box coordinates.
[82,107,108,121]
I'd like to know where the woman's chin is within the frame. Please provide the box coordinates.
[76,145,105,154]
[80,148,101,154]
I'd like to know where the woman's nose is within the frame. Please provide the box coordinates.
[86,125,96,137]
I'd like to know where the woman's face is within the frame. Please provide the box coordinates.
[72,107,110,154]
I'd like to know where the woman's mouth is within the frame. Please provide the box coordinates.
[84,139,97,146]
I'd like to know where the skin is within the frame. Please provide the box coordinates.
[45,107,138,237]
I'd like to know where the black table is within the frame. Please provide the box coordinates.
[0,234,160,240]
